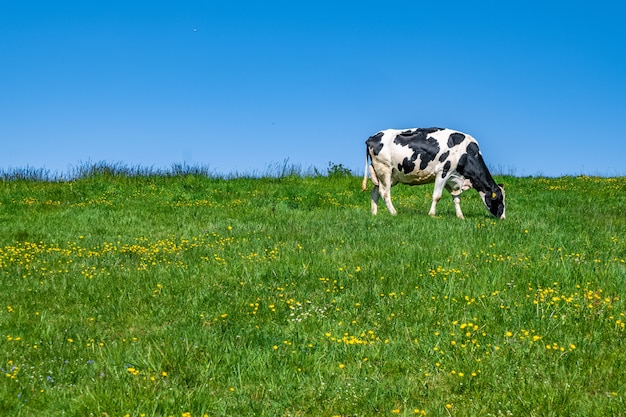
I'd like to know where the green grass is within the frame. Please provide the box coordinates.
[1,169,625,416]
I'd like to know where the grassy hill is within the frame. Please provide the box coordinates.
[1,169,624,416]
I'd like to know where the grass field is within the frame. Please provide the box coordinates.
[1,167,624,416]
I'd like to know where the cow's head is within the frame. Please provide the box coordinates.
[479,184,506,219]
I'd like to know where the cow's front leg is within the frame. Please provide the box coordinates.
[453,195,464,219]
[428,195,440,217]
[429,179,446,217]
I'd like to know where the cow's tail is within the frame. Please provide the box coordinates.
[362,147,379,191]
[362,147,370,191]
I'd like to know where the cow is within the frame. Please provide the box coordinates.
[362,127,505,219]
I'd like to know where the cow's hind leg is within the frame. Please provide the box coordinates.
[371,184,397,215]
[371,186,380,215]
[369,164,397,215]
[379,178,397,215]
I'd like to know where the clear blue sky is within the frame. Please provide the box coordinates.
[2,1,625,177]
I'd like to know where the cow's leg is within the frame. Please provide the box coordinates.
[370,164,397,215]
[428,176,447,217]
[452,194,464,219]
[372,163,396,215]
[379,177,397,215]
[369,164,381,215]
[370,185,380,215]
[447,182,465,219]
[428,195,441,217]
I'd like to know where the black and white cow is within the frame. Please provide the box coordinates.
[362,127,505,219]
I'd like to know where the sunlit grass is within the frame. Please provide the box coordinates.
[0,169,624,416]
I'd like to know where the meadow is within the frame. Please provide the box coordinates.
[0,165,624,416]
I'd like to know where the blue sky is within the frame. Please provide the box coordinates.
[1,1,625,177]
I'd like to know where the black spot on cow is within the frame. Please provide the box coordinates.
[439,150,450,162]
[399,156,416,173]
[447,132,465,148]
[465,142,481,159]
[442,160,451,178]
[365,132,385,156]
[393,128,442,170]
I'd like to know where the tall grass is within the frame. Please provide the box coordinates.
[0,162,220,182]
[0,160,348,182]
[0,168,624,416]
